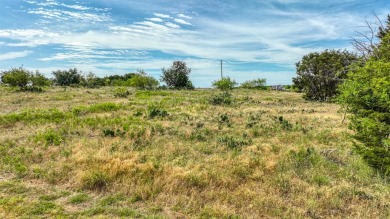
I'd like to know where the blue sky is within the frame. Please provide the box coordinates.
[0,0,389,87]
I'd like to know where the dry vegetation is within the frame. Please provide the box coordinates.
[0,86,390,218]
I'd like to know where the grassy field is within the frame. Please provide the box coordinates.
[0,86,390,218]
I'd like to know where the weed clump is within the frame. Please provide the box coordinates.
[218,135,252,149]
[113,87,131,98]
[34,128,64,146]
[102,128,126,137]
[209,92,233,105]
[148,106,168,118]
[278,116,293,130]
[81,171,109,191]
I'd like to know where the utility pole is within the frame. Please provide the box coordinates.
[220,60,223,79]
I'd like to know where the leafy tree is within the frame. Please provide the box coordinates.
[293,50,359,101]
[212,77,237,90]
[240,78,267,89]
[52,68,82,86]
[161,61,193,89]
[128,69,159,90]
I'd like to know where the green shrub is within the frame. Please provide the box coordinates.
[127,70,159,90]
[240,78,267,89]
[113,87,130,98]
[209,92,233,105]
[212,77,237,90]
[338,60,390,174]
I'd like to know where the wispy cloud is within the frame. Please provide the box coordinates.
[0,51,32,61]
[178,14,192,19]
[153,13,172,19]
[174,18,191,25]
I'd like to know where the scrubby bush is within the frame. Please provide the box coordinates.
[212,77,237,90]
[113,87,130,98]
[209,92,233,105]
[240,78,267,89]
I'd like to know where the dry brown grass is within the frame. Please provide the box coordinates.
[0,86,390,218]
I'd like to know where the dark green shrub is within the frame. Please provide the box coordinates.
[148,107,168,118]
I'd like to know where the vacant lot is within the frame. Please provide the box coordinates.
[0,87,389,218]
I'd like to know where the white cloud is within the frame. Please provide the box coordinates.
[174,18,191,25]
[165,22,180,29]
[0,51,32,61]
[178,14,192,19]
[153,13,171,19]
[147,17,164,22]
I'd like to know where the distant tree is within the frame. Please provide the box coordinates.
[52,68,82,86]
[161,61,194,89]
[31,71,51,88]
[293,50,359,101]
[128,69,159,90]
[240,78,267,89]
[83,72,100,88]
[212,77,237,90]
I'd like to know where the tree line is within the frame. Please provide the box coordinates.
[0,61,194,91]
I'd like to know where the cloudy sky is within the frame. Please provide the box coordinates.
[0,0,389,87]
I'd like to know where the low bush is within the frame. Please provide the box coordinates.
[212,77,237,90]
[240,78,267,89]
[113,87,131,98]
[209,92,233,105]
